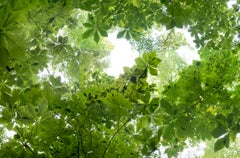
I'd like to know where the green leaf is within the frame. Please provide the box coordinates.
[149,97,159,112]
[82,29,94,39]
[40,111,54,123]
[142,52,149,63]
[160,99,174,114]
[148,51,156,60]
[162,125,174,140]
[166,19,176,29]
[149,67,158,76]
[0,47,9,68]
[149,58,161,68]
[211,125,227,138]
[125,31,131,40]
[26,104,36,118]
[117,30,125,39]
[83,23,93,27]
[142,92,150,103]
[99,28,108,37]
[142,128,152,140]
[132,0,142,8]
[94,31,100,43]
[137,116,150,131]
[214,137,225,152]
[135,57,146,70]
[38,98,48,116]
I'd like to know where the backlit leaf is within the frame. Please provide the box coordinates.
[149,67,158,76]
[132,0,142,8]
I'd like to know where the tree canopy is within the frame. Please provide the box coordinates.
[0,0,240,157]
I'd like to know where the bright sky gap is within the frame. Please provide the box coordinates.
[105,29,200,78]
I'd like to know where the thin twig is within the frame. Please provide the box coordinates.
[101,118,131,158]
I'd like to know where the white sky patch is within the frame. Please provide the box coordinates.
[227,0,237,8]
[38,65,69,83]
[176,45,200,64]
[105,32,139,77]
[105,29,200,77]
[178,142,206,158]
[4,129,16,139]
[175,28,200,64]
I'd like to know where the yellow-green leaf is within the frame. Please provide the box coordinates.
[132,0,142,8]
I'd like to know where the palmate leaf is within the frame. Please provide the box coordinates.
[2,31,26,61]
[0,2,26,62]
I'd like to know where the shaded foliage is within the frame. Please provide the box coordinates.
[0,0,240,157]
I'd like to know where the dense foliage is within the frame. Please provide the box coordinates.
[0,0,240,157]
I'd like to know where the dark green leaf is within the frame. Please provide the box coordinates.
[0,48,9,68]
[211,125,227,138]
[142,128,152,140]
[99,29,108,37]
[149,98,159,112]
[214,137,225,152]
[94,31,100,42]
[160,99,174,114]
[83,23,93,27]
[125,31,131,40]
[117,30,125,39]
[162,125,174,140]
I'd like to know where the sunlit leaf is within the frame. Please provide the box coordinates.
[132,0,142,8]
[135,57,146,70]
[149,67,158,76]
